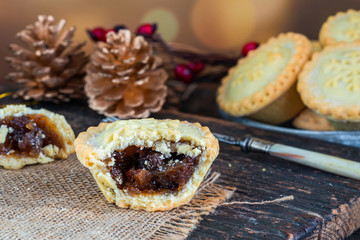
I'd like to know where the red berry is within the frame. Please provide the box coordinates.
[188,61,204,74]
[241,41,259,56]
[87,27,107,42]
[136,23,157,35]
[174,64,193,83]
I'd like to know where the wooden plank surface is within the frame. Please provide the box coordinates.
[1,95,360,239]
[154,110,360,240]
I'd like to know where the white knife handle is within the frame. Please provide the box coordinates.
[269,143,360,180]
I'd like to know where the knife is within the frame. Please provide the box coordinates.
[101,117,360,181]
[213,133,360,181]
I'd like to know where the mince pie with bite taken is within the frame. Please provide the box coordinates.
[74,118,219,211]
[0,105,75,169]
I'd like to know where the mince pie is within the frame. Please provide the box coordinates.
[0,105,75,169]
[217,32,311,124]
[319,9,360,46]
[298,42,360,130]
[74,118,219,211]
[293,108,335,131]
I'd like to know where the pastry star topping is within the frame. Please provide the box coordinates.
[324,51,360,91]
[232,49,284,85]
[231,60,265,84]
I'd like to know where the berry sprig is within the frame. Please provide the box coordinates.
[87,23,158,42]
[174,61,205,84]
[86,23,260,84]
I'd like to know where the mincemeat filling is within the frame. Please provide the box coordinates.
[0,114,63,157]
[105,146,200,194]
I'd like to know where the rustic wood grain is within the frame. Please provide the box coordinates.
[1,95,360,239]
[153,110,360,240]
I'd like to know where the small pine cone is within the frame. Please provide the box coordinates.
[85,30,168,118]
[6,15,88,102]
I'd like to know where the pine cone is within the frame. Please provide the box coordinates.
[85,30,168,118]
[6,15,88,102]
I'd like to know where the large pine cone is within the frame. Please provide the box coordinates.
[85,30,168,118]
[6,15,88,102]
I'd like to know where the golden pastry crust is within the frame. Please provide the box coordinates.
[311,40,322,53]
[217,32,311,120]
[74,118,219,212]
[0,105,75,169]
[293,108,335,131]
[319,9,360,46]
[297,42,360,122]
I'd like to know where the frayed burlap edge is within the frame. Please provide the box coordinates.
[151,172,235,240]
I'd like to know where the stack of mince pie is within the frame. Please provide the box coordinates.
[217,9,360,131]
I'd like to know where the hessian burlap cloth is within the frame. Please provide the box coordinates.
[0,154,235,239]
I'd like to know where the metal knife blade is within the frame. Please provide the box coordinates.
[212,132,244,145]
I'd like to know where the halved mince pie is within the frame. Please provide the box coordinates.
[74,118,219,211]
[0,105,75,169]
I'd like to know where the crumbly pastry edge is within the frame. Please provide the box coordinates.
[319,9,359,47]
[216,32,312,117]
[74,118,219,212]
[0,105,75,169]
[297,42,360,122]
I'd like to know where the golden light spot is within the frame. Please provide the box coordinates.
[191,0,256,50]
[141,8,179,42]
[251,0,292,41]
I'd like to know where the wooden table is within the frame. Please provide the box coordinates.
[1,85,360,239]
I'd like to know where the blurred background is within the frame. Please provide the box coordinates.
[1,0,360,82]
